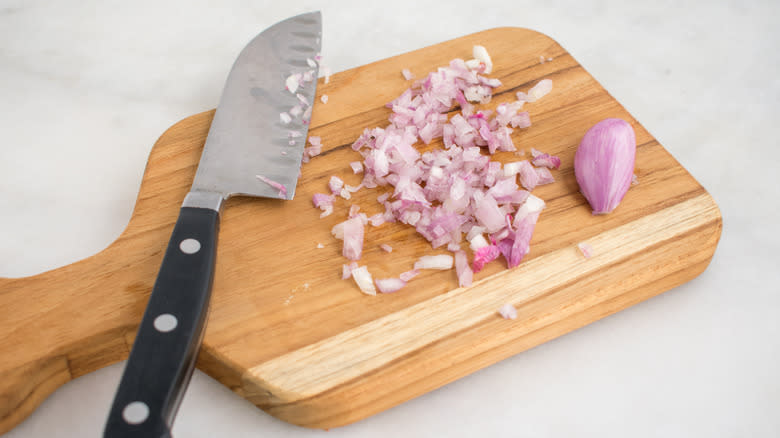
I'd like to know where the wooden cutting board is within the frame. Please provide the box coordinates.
[0,27,722,433]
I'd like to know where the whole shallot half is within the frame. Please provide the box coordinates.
[574,118,636,215]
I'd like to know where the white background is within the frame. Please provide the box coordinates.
[1,1,779,437]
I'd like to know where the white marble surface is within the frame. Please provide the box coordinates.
[1,0,778,436]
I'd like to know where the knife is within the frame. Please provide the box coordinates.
[103,11,321,437]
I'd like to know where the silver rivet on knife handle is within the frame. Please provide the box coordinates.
[122,401,150,424]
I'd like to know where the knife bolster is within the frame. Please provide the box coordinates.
[182,190,225,212]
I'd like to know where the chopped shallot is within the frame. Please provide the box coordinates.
[471,45,493,74]
[380,243,393,252]
[503,161,524,177]
[535,167,555,185]
[256,175,287,197]
[469,234,490,251]
[321,65,331,84]
[285,74,300,93]
[530,148,561,169]
[498,303,517,320]
[341,217,364,260]
[473,192,505,233]
[526,79,553,102]
[348,204,361,218]
[352,265,376,295]
[312,192,335,218]
[342,262,358,279]
[496,195,546,268]
[350,161,363,174]
[280,112,292,124]
[399,269,420,282]
[321,94,329,104]
[414,254,454,270]
[375,277,407,293]
[466,226,486,241]
[369,213,385,227]
[517,160,540,190]
[329,175,344,194]
[514,194,546,222]
[454,250,473,287]
[401,68,414,80]
[472,244,500,272]
[331,222,344,240]
[312,193,334,209]
[577,242,594,258]
[316,243,324,249]
[302,136,322,162]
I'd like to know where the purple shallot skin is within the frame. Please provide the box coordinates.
[574,118,636,214]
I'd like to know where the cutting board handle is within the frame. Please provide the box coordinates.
[0,251,140,433]
[0,113,210,434]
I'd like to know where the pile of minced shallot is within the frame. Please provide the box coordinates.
[310,46,559,295]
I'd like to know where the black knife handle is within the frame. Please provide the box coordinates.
[104,207,219,438]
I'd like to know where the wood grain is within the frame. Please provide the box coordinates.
[0,27,721,433]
